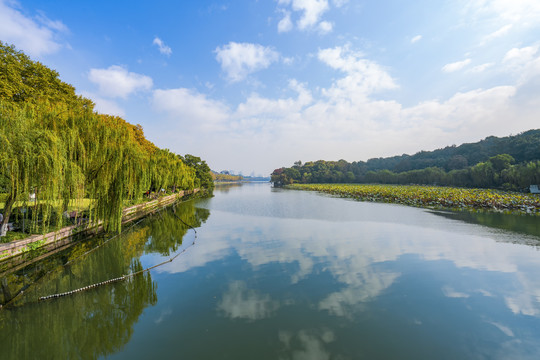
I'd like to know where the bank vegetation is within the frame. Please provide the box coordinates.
[289,184,540,215]
[0,42,213,240]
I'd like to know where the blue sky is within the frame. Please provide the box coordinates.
[1,0,540,175]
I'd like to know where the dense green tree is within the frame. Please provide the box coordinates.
[0,42,209,237]
[181,154,214,192]
[273,151,539,191]
[488,154,514,172]
[0,41,93,108]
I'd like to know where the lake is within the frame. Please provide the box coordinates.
[1,182,540,359]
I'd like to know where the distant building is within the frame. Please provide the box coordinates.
[530,185,540,194]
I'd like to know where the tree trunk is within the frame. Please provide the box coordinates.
[0,192,16,237]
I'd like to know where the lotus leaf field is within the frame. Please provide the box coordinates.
[288,184,540,215]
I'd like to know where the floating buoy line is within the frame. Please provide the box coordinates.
[39,239,195,301]
[38,198,198,302]
[2,198,198,307]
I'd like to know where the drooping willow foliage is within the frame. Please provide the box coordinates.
[0,42,206,236]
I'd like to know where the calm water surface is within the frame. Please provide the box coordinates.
[1,182,540,359]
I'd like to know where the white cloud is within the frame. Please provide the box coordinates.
[80,91,125,117]
[88,65,153,99]
[215,42,280,82]
[318,45,398,99]
[411,35,422,44]
[277,0,333,33]
[152,37,172,56]
[403,86,517,133]
[0,0,67,57]
[91,98,125,117]
[503,46,538,64]
[152,87,229,130]
[278,11,293,33]
[35,11,68,32]
[467,0,540,24]
[500,46,540,86]
[146,37,540,176]
[482,24,512,44]
[294,0,330,29]
[469,62,495,72]
[318,20,333,34]
[236,80,312,117]
[442,58,472,72]
[283,56,295,65]
[332,0,349,7]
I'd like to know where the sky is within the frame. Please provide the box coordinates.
[1,0,540,176]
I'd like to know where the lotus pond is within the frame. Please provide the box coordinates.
[289,183,540,215]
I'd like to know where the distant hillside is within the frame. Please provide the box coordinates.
[365,129,540,173]
[271,130,540,190]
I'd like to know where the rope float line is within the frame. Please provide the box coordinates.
[1,216,147,309]
[39,238,196,301]
[59,196,190,268]
[38,204,199,302]
[63,195,185,266]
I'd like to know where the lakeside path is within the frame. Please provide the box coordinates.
[287,184,540,215]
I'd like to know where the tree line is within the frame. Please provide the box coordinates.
[272,138,540,191]
[0,41,213,237]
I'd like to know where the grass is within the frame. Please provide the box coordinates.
[0,231,29,244]
[287,183,540,215]
[0,198,92,211]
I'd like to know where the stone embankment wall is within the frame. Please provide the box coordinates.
[0,189,198,262]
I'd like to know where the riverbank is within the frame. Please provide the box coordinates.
[0,189,200,264]
[287,184,540,215]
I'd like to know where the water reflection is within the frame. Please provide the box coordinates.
[214,182,244,193]
[430,209,540,242]
[2,183,540,359]
[0,254,157,359]
[163,210,540,319]
[279,329,336,360]
[143,203,210,256]
[218,280,279,321]
[158,184,540,357]
[0,199,209,359]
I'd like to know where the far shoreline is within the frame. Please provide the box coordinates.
[286,183,540,216]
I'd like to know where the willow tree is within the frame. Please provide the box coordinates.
[147,149,195,193]
[81,114,149,233]
[0,41,91,236]
[0,101,85,236]
[1,42,206,237]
